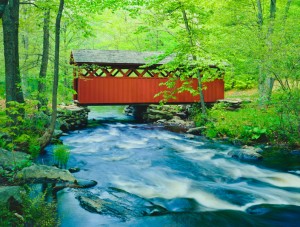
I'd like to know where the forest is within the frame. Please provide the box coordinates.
[0,0,300,226]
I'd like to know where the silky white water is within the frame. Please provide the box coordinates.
[53,107,300,227]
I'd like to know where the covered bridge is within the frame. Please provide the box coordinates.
[71,50,224,105]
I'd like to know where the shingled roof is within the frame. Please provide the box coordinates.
[70,50,174,67]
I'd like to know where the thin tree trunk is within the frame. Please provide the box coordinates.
[2,0,24,105]
[21,7,29,97]
[181,8,206,116]
[256,0,263,27]
[283,0,292,21]
[256,0,266,105]
[38,9,50,110]
[39,0,64,149]
[257,0,277,106]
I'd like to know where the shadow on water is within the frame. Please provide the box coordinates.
[54,106,300,227]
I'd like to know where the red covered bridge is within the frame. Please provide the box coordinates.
[71,50,224,105]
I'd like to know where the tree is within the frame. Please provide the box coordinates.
[137,0,226,115]
[39,0,64,149]
[2,0,24,105]
[0,0,8,18]
[181,6,206,116]
[257,0,277,105]
[37,8,50,110]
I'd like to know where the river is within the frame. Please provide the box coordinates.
[50,106,300,226]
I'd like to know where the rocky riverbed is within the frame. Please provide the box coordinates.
[124,104,264,161]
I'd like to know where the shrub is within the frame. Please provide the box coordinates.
[0,101,48,157]
[53,145,70,169]
[0,187,59,227]
[193,98,299,147]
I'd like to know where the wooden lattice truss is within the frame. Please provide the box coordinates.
[77,65,182,78]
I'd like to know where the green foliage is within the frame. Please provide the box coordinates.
[21,189,59,227]
[0,205,22,226]
[53,145,70,168]
[270,89,300,145]
[242,126,267,140]
[193,97,299,147]
[11,158,32,172]
[0,187,59,227]
[0,101,45,157]
[225,74,256,90]
[29,138,41,158]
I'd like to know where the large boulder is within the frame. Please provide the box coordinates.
[228,146,263,161]
[0,149,31,171]
[16,164,76,184]
[77,188,167,220]
[74,178,97,188]
[161,117,195,130]
[186,127,207,135]
[0,186,23,207]
[167,116,186,126]
[77,195,111,214]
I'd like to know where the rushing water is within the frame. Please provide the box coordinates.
[53,107,300,226]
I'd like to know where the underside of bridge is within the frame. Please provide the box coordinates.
[71,50,224,105]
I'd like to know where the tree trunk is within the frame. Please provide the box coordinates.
[38,9,50,110]
[257,0,277,106]
[2,0,24,105]
[256,0,263,26]
[0,0,8,18]
[39,0,64,149]
[181,8,207,116]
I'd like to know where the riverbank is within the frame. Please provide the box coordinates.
[195,89,300,149]
[124,88,300,150]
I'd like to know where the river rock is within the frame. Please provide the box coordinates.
[246,203,300,223]
[242,145,263,154]
[185,134,195,139]
[175,112,187,119]
[16,164,76,184]
[228,147,263,161]
[75,178,97,188]
[124,104,191,123]
[217,98,251,110]
[68,167,80,173]
[186,127,207,135]
[156,119,167,124]
[77,188,167,220]
[0,148,31,171]
[53,130,63,138]
[77,194,108,214]
[291,150,300,156]
[167,116,186,125]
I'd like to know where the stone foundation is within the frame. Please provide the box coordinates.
[57,105,90,132]
[124,104,194,130]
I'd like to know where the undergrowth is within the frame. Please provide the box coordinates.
[0,101,49,157]
[0,187,59,227]
[193,91,300,148]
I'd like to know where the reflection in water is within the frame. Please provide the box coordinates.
[56,107,300,226]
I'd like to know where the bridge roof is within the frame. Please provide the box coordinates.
[70,50,174,67]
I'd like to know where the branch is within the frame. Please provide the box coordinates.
[20,2,40,8]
